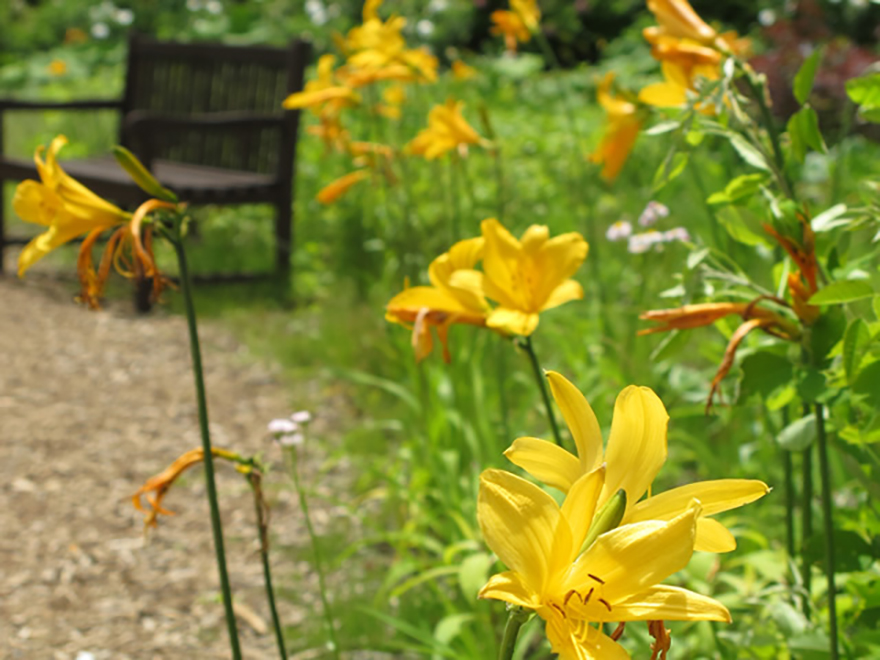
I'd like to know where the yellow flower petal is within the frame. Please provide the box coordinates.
[612,585,731,622]
[567,504,699,605]
[12,180,57,227]
[546,371,603,476]
[561,467,606,555]
[638,81,688,108]
[627,479,770,521]
[504,436,583,493]
[478,469,572,595]
[478,570,540,608]
[694,517,737,553]
[486,308,539,336]
[601,385,669,509]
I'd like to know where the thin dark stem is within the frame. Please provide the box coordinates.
[172,233,242,659]
[815,403,839,660]
[287,447,341,660]
[519,336,563,447]
[497,607,531,660]
[801,413,814,622]
[248,472,288,660]
[782,407,795,560]
[740,68,795,200]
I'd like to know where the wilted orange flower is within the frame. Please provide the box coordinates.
[590,73,643,182]
[763,213,820,324]
[640,300,800,410]
[407,99,483,160]
[133,447,245,529]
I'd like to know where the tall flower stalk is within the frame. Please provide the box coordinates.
[166,204,243,659]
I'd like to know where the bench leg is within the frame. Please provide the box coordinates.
[0,180,6,276]
[274,194,293,302]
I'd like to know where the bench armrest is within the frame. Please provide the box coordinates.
[0,99,123,111]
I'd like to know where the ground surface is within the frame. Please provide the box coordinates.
[0,274,347,660]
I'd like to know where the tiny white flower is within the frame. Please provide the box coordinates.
[279,432,305,447]
[290,410,312,424]
[268,418,298,435]
[638,201,670,227]
[91,22,110,39]
[606,220,632,241]
[663,227,690,243]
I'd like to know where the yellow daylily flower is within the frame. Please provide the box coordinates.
[490,10,532,53]
[455,219,587,337]
[14,135,129,277]
[282,54,360,112]
[386,236,490,362]
[406,98,483,160]
[638,60,719,109]
[504,372,771,552]
[47,59,68,76]
[590,73,643,182]
[510,0,541,31]
[451,60,478,81]
[479,468,731,660]
[643,0,717,46]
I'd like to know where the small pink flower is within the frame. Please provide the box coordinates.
[291,410,312,424]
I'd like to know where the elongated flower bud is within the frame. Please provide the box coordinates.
[113,146,178,202]
[581,488,627,551]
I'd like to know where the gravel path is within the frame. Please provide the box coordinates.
[0,274,347,660]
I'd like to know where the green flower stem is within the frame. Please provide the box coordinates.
[171,226,242,660]
[781,406,795,560]
[247,472,288,660]
[519,336,563,447]
[497,606,531,660]
[739,65,795,200]
[801,438,814,622]
[286,446,341,660]
[815,403,839,660]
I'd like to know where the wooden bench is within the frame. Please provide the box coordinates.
[0,34,311,290]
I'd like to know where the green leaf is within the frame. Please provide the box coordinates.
[853,361,880,406]
[457,552,493,600]
[796,367,826,402]
[846,72,880,108]
[804,529,872,572]
[707,173,768,205]
[793,49,822,105]
[716,206,771,247]
[653,151,689,192]
[729,134,771,171]
[739,350,793,400]
[811,203,849,232]
[777,413,817,451]
[787,106,826,163]
[809,279,875,305]
[843,318,872,386]
[644,121,680,136]
[809,308,847,368]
